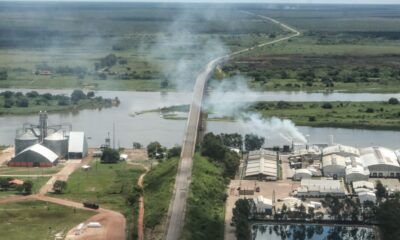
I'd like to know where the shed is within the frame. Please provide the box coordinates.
[68,132,88,159]
[293,169,312,181]
[9,144,58,167]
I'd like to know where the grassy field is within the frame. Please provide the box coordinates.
[0,201,94,240]
[248,101,400,130]
[0,177,50,198]
[49,159,144,238]
[0,165,63,175]
[181,154,228,240]
[143,158,178,239]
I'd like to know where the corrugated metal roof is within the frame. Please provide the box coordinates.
[361,146,400,167]
[18,144,58,162]
[323,144,360,157]
[68,132,85,153]
[45,131,67,140]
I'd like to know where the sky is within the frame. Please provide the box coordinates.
[1,0,399,4]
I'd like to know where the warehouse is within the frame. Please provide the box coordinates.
[360,147,400,178]
[322,144,360,157]
[345,157,370,183]
[358,191,376,204]
[9,144,59,167]
[68,132,88,159]
[352,181,375,194]
[322,154,347,178]
[245,149,278,180]
[292,169,312,181]
[296,179,346,197]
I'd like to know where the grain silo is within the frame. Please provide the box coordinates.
[43,131,68,158]
[15,131,39,155]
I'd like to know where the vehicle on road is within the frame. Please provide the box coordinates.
[83,201,99,209]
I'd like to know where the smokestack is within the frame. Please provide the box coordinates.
[329,135,334,145]
[39,111,48,142]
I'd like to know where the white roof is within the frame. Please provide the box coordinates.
[299,179,344,193]
[68,132,85,153]
[294,169,312,176]
[360,147,400,167]
[352,181,374,190]
[323,144,360,157]
[45,131,67,140]
[254,195,273,206]
[19,144,58,163]
[246,158,277,177]
[322,154,347,168]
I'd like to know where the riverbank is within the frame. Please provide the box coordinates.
[0,90,119,116]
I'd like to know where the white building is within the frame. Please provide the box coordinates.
[253,195,273,214]
[68,132,88,159]
[361,147,400,178]
[345,156,370,183]
[245,149,278,180]
[352,180,375,194]
[322,144,360,158]
[293,169,312,181]
[358,191,376,204]
[296,179,346,197]
[322,154,347,178]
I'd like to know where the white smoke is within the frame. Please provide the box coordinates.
[206,76,307,144]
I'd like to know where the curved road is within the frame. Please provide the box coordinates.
[164,13,300,240]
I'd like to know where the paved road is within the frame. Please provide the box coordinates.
[165,13,300,240]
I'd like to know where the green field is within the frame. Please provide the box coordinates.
[0,201,94,240]
[0,177,49,199]
[182,154,228,240]
[0,2,283,91]
[143,158,178,239]
[49,159,144,238]
[248,101,400,130]
[0,165,63,175]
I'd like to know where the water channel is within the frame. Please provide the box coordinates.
[0,89,399,149]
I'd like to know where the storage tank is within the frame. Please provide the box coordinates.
[15,131,39,155]
[43,131,68,158]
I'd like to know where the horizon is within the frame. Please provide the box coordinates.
[0,0,400,5]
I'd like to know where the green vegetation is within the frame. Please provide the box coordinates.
[100,148,120,163]
[0,165,62,175]
[182,154,228,240]
[0,90,117,115]
[0,177,49,198]
[53,180,67,194]
[0,201,94,240]
[0,2,283,91]
[50,159,144,238]
[143,158,178,237]
[232,199,252,240]
[248,100,400,130]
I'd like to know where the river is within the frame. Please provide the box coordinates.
[0,89,399,149]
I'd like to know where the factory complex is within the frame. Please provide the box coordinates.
[8,111,88,167]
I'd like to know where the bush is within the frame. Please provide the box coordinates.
[101,148,120,163]
[3,99,13,108]
[16,98,29,108]
[321,102,333,109]
[147,142,164,159]
[308,116,316,122]
[26,91,39,98]
[71,90,86,103]
[388,97,399,105]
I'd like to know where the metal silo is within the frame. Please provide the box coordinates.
[43,131,68,159]
[15,131,39,155]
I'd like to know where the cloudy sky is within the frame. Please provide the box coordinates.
[1,0,399,4]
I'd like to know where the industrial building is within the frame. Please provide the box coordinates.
[253,195,273,214]
[68,132,88,159]
[345,157,370,183]
[292,169,312,181]
[358,191,376,204]
[9,111,87,167]
[296,179,346,197]
[9,144,59,167]
[352,181,375,194]
[322,154,347,178]
[360,147,400,178]
[245,149,278,181]
[322,144,360,158]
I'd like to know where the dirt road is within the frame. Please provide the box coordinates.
[137,166,149,240]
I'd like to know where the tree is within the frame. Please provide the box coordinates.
[232,199,252,240]
[201,133,226,160]
[167,145,181,158]
[101,148,120,163]
[16,98,29,108]
[376,180,386,202]
[160,79,169,88]
[0,70,7,80]
[0,178,10,190]
[244,134,265,152]
[53,180,67,194]
[376,197,400,239]
[22,180,33,195]
[321,102,333,109]
[388,97,399,105]
[3,99,13,108]
[147,141,164,159]
[71,90,86,103]
[87,91,95,98]
[26,91,39,98]
[132,142,142,149]
[220,133,243,150]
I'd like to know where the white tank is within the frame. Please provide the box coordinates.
[43,131,68,158]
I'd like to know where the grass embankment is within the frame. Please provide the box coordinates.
[0,200,94,240]
[49,159,144,238]
[250,101,400,130]
[181,154,228,240]
[143,158,178,238]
